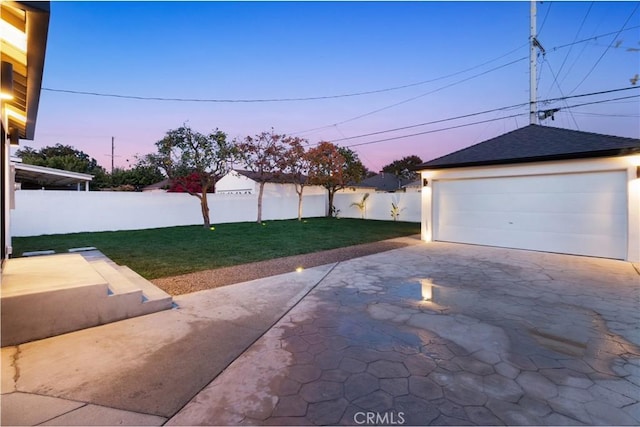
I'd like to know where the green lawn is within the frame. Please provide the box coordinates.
[12,218,420,279]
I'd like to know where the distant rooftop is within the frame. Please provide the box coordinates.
[353,173,412,192]
[234,169,309,184]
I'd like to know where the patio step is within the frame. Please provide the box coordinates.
[116,265,173,314]
[1,252,174,347]
[90,260,143,296]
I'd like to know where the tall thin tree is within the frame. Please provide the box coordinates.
[235,130,287,223]
[280,136,311,221]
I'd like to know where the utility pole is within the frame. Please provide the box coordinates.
[104,136,120,173]
[111,136,115,173]
[530,0,537,125]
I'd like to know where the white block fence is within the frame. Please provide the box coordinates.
[11,190,420,237]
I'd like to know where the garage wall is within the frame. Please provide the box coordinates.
[421,156,640,262]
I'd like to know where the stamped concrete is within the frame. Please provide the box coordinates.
[169,242,640,426]
[2,241,639,426]
[1,263,334,425]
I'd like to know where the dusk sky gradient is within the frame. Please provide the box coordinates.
[22,1,640,172]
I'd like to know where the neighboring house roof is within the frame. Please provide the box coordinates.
[418,124,640,170]
[403,179,422,189]
[13,162,93,187]
[234,169,309,184]
[142,179,171,191]
[354,173,412,192]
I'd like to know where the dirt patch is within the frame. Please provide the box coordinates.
[152,235,421,296]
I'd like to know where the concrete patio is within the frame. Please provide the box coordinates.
[2,240,639,425]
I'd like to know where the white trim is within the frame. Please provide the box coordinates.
[13,162,94,181]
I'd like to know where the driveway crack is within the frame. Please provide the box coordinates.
[12,345,21,386]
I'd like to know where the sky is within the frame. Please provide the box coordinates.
[20,1,640,173]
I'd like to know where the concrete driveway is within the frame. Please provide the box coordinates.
[3,241,639,425]
[169,242,640,426]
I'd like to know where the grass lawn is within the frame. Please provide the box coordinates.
[12,218,420,279]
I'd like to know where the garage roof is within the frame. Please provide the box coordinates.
[418,124,640,170]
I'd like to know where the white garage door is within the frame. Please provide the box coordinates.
[433,170,627,259]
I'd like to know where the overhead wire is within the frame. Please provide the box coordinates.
[568,2,640,94]
[342,114,527,148]
[543,59,580,130]
[329,86,638,143]
[339,93,639,149]
[543,1,593,99]
[537,2,553,37]
[41,43,529,104]
[40,25,639,107]
[292,26,640,136]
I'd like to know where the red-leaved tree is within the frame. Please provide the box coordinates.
[307,141,367,217]
[151,125,234,227]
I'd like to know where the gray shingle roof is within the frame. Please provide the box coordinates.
[234,169,308,184]
[418,124,640,169]
[354,173,412,192]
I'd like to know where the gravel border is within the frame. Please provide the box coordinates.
[152,235,421,296]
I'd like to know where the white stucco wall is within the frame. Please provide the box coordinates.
[420,156,640,262]
[11,190,420,237]
[334,192,421,223]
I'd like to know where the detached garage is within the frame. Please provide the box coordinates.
[418,125,640,262]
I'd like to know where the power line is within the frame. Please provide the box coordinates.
[343,114,526,148]
[330,86,638,143]
[292,27,640,136]
[39,25,640,107]
[548,24,640,53]
[344,95,639,149]
[293,56,528,135]
[537,2,553,37]
[41,43,529,104]
[571,111,640,118]
[544,1,593,99]
[543,59,580,130]
[549,93,640,110]
[339,93,639,149]
[42,25,640,115]
[569,3,640,94]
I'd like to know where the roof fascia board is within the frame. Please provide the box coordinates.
[14,162,94,180]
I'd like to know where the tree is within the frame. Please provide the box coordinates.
[15,143,108,189]
[235,130,288,224]
[108,156,165,190]
[382,155,423,180]
[307,142,367,217]
[280,136,311,221]
[167,172,216,194]
[151,125,233,227]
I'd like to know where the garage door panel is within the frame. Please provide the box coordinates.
[434,171,627,259]
[438,225,623,259]
[440,210,626,235]
[439,192,625,215]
